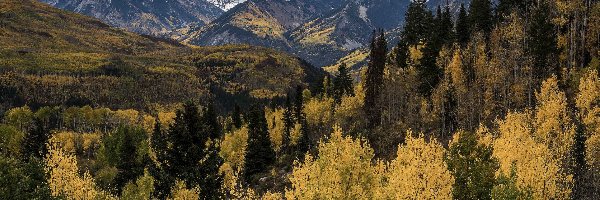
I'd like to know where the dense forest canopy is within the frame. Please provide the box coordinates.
[1,0,599,199]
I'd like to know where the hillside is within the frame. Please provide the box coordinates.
[0,0,324,111]
[39,0,224,37]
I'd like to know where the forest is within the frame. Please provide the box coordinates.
[0,0,599,199]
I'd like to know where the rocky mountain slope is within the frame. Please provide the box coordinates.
[1,0,324,110]
[186,0,469,67]
[39,0,224,37]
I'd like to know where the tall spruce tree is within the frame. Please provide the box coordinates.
[528,2,559,80]
[232,103,242,129]
[469,0,494,34]
[395,39,410,68]
[456,3,471,45]
[333,63,354,104]
[365,30,387,129]
[402,0,433,46]
[150,118,172,198]
[446,131,499,200]
[161,101,224,199]
[21,118,49,161]
[294,85,310,154]
[441,5,454,45]
[282,94,294,154]
[244,104,276,181]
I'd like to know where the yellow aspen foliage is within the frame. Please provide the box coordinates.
[304,97,334,132]
[45,143,113,200]
[576,70,600,179]
[447,50,467,94]
[113,109,140,125]
[121,169,155,200]
[262,191,283,200]
[576,70,600,136]
[285,126,382,200]
[49,131,79,154]
[265,108,284,151]
[535,75,575,159]
[4,106,33,131]
[219,126,249,186]
[141,114,156,133]
[494,111,572,199]
[158,111,176,127]
[334,85,366,132]
[221,170,257,200]
[169,180,200,200]
[220,126,249,171]
[385,131,454,200]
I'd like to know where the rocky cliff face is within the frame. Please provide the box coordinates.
[40,0,224,37]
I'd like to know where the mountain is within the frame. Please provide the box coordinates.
[186,0,469,68]
[289,0,410,67]
[183,0,347,47]
[39,0,224,37]
[0,0,324,111]
[208,0,247,10]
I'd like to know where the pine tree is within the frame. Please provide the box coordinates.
[150,117,172,198]
[282,94,294,154]
[232,103,242,129]
[469,0,493,34]
[395,39,409,68]
[446,131,499,200]
[293,85,311,154]
[202,103,222,140]
[244,104,276,182]
[441,5,454,45]
[200,140,225,200]
[21,117,49,161]
[402,0,433,46]
[528,2,559,80]
[161,101,224,199]
[442,86,458,138]
[333,63,354,104]
[322,75,333,97]
[365,30,387,129]
[456,4,471,45]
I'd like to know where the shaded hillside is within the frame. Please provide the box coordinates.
[0,0,324,112]
[39,0,224,37]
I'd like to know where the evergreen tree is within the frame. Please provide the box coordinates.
[528,2,559,80]
[150,117,172,198]
[232,103,242,129]
[442,86,458,138]
[114,127,144,193]
[365,30,387,129]
[293,85,311,154]
[282,94,294,154]
[469,0,494,34]
[496,0,534,21]
[333,63,354,104]
[244,104,276,181]
[322,75,333,97]
[200,140,225,200]
[402,0,433,46]
[395,39,409,68]
[161,101,224,199]
[294,85,305,122]
[446,131,499,200]
[202,103,222,140]
[21,117,49,161]
[441,5,454,45]
[456,4,471,45]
